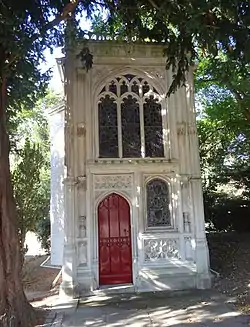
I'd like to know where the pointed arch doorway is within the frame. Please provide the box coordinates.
[98,193,133,285]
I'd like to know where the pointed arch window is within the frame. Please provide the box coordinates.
[98,74,165,158]
[98,95,118,158]
[146,178,171,227]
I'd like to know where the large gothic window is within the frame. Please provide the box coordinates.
[146,179,171,227]
[98,74,165,158]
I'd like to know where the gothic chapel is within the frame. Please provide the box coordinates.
[49,40,211,296]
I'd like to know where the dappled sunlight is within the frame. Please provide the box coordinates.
[61,290,249,326]
[191,238,196,250]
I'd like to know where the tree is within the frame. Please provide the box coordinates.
[10,91,60,258]
[12,140,49,257]
[83,0,250,94]
[0,1,249,325]
[196,55,250,121]
[195,54,250,232]
[0,2,68,325]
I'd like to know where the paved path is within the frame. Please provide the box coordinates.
[62,290,250,326]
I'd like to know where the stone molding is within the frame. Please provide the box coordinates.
[77,41,166,59]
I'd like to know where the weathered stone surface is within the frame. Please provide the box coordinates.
[63,290,250,327]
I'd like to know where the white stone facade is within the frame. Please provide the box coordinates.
[48,104,65,266]
[50,41,211,296]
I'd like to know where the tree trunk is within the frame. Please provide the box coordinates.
[0,58,37,326]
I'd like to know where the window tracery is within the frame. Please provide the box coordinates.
[98,95,118,158]
[144,96,164,157]
[121,95,141,157]
[98,74,165,158]
[146,179,171,227]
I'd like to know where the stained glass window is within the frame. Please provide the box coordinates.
[120,80,128,95]
[144,96,164,157]
[131,81,139,95]
[108,80,117,95]
[98,95,118,158]
[146,179,171,227]
[98,74,165,159]
[121,95,141,157]
[142,81,150,95]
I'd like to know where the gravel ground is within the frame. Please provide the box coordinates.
[23,255,61,301]
[208,232,250,312]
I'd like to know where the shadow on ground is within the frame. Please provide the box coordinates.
[50,290,250,326]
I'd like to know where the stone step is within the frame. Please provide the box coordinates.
[92,284,135,295]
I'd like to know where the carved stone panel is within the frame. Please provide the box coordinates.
[94,174,133,200]
[144,239,180,261]
[94,174,132,190]
[78,241,87,266]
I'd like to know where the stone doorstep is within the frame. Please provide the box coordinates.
[93,283,136,296]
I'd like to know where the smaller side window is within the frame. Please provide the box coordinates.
[146,178,171,227]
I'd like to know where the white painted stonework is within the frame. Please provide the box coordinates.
[49,41,211,297]
[48,104,65,266]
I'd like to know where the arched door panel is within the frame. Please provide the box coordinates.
[98,193,132,285]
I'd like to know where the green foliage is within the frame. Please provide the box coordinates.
[11,91,61,254]
[0,1,249,114]
[79,0,250,94]
[12,139,50,250]
[36,216,51,253]
[196,53,250,232]
[0,1,249,113]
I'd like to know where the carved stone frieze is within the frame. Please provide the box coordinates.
[94,174,132,190]
[144,238,180,261]
[86,42,164,59]
[92,158,175,166]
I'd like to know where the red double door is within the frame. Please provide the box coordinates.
[98,193,132,285]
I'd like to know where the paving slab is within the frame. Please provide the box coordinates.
[62,290,250,326]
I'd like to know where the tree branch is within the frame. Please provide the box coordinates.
[44,0,80,31]
[147,0,160,10]
[200,126,227,144]
[3,0,81,71]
